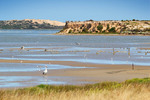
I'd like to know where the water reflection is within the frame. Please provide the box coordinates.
[0,76,66,88]
[43,76,48,85]
[0,63,87,72]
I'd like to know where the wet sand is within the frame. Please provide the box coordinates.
[0,59,150,83]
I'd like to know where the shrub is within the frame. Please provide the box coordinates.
[109,27,116,33]
[82,28,88,33]
[86,19,94,22]
[102,30,106,33]
[69,30,72,33]
[132,19,136,21]
[125,78,150,84]
[107,24,109,30]
[87,24,92,29]
[144,28,150,32]
[132,29,141,32]
[96,31,98,33]
[97,24,103,32]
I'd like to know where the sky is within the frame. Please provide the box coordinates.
[0,0,150,22]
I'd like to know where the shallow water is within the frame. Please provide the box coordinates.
[0,63,87,72]
[0,76,67,88]
[0,29,150,88]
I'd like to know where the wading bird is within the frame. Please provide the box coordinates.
[43,65,48,75]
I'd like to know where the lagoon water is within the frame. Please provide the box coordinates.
[0,29,150,88]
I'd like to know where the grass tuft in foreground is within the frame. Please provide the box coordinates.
[125,77,150,83]
[0,78,150,100]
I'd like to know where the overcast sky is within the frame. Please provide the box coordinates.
[0,0,150,22]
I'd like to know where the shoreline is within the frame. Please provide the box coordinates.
[0,59,150,88]
[1,59,150,68]
[0,29,149,36]
[53,33,150,36]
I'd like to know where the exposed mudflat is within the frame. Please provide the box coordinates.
[0,29,150,88]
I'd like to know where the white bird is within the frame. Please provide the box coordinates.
[43,65,48,75]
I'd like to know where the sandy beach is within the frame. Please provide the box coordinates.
[0,59,150,85]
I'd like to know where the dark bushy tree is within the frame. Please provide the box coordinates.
[97,24,103,32]
[132,19,136,21]
[109,27,116,33]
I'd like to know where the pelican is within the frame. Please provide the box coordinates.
[43,65,48,75]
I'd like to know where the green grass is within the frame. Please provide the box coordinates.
[125,78,150,84]
[13,78,150,94]
[1,78,150,100]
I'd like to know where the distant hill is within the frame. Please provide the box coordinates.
[0,19,65,29]
[59,20,150,35]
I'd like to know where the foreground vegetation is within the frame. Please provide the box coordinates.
[0,78,150,100]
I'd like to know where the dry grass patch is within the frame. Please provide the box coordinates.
[0,78,150,100]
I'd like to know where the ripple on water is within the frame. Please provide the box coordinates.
[0,63,87,72]
[0,76,66,88]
